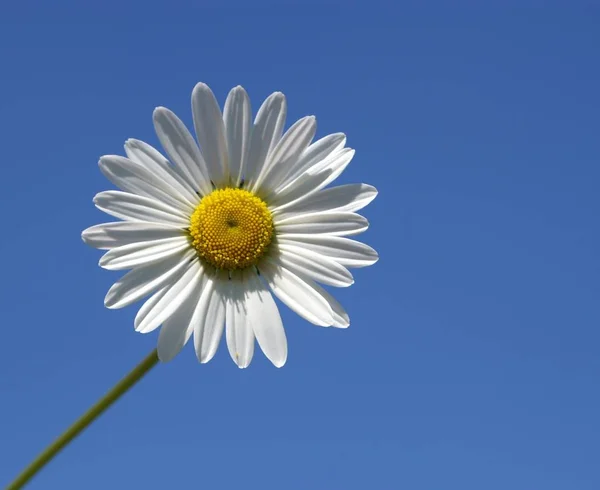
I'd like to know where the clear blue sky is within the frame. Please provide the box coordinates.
[1,1,599,489]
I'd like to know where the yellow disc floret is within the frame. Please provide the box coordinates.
[189,188,274,270]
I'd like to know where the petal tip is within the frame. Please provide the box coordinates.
[193,81,210,92]
[272,357,287,368]
[152,106,169,118]
[103,288,120,309]
[270,91,286,102]
[198,350,216,365]
[157,352,171,363]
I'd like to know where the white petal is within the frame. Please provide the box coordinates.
[82,221,185,250]
[135,287,168,334]
[277,267,350,328]
[124,138,171,171]
[275,212,369,237]
[124,139,200,205]
[278,235,378,268]
[158,277,204,362]
[276,244,354,287]
[94,191,189,226]
[105,250,194,309]
[192,83,229,186]
[135,259,204,334]
[225,274,254,368]
[269,148,354,209]
[246,271,287,367]
[99,237,190,270]
[153,107,212,196]
[274,183,378,219]
[99,155,195,213]
[260,258,334,326]
[254,116,316,194]
[307,281,350,328]
[223,86,251,187]
[275,133,346,191]
[245,92,286,189]
[193,273,226,364]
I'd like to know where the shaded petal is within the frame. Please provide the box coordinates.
[273,184,378,219]
[94,191,189,226]
[306,280,350,328]
[125,138,171,171]
[153,107,212,196]
[225,274,255,368]
[135,286,169,334]
[192,82,228,186]
[278,235,379,268]
[254,116,316,194]
[124,139,200,206]
[105,250,194,309]
[260,258,334,327]
[269,148,354,209]
[82,221,184,250]
[158,276,204,362]
[99,237,190,270]
[274,133,346,192]
[223,86,251,187]
[276,244,354,287]
[99,155,195,212]
[245,92,286,189]
[274,212,369,237]
[246,271,287,367]
[135,259,204,334]
[279,267,350,328]
[193,273,226,364]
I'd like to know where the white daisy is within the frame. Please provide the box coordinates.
[82,83,378,368]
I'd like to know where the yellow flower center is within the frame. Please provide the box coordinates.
[189,188,274,270]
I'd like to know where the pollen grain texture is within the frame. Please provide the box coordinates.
[189,188,274,271]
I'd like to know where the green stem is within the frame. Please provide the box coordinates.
[6,349,159,490]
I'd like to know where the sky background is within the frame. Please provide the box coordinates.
[1,1,599,489]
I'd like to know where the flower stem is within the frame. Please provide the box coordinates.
[6,349,160,490]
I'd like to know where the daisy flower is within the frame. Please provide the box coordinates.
[82,83,378,368]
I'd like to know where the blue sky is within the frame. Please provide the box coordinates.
[1,1,599,489]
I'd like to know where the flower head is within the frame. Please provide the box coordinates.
[83,83,378,367]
